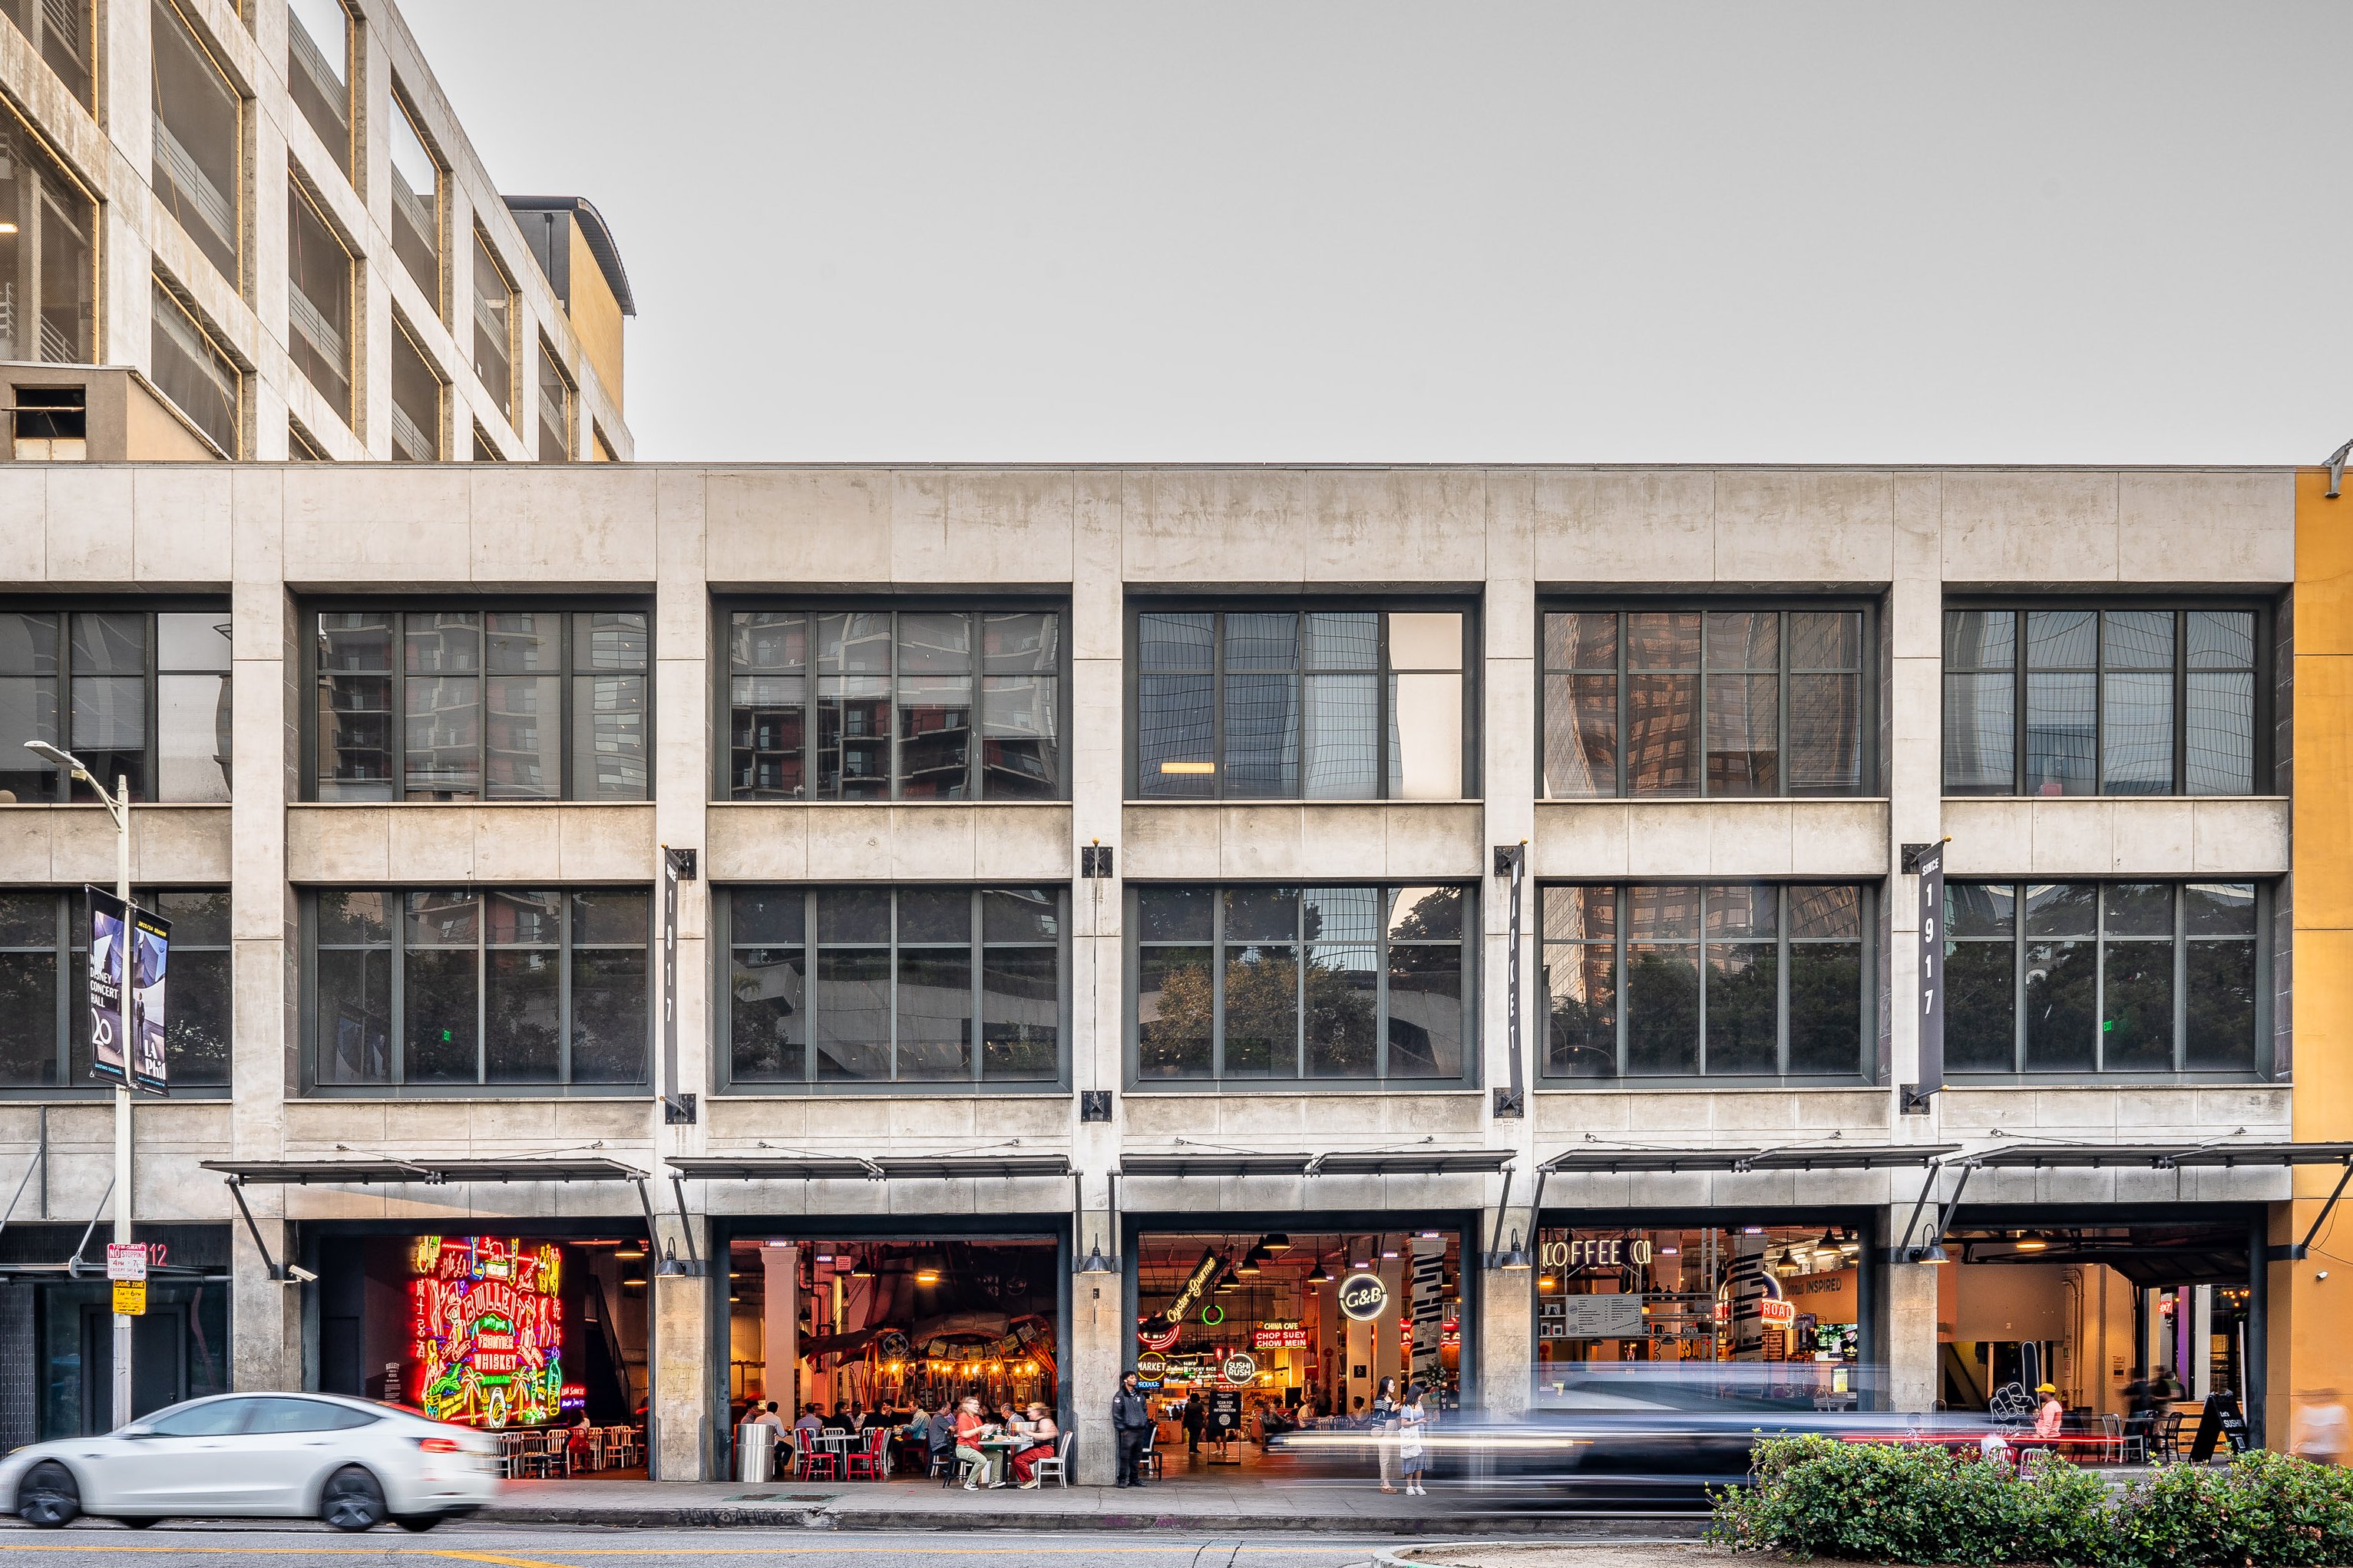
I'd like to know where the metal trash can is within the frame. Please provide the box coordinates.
[737,1421,776,1484]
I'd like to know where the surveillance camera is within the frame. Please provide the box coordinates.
[282,1263,319,1285]
[2319,1270,2330,1282]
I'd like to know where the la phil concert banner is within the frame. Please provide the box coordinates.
[88,887,170,1095]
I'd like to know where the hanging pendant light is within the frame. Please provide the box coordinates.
[1305,1257,1331,1285]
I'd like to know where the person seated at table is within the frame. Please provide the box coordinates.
[1010,1403,1059,1487]
[2034,1383,2065,1441]
[795,1403,826,1460]
[927,1398,959,1476]
[825,1403,851,1433]
[953,1395,1003,1490]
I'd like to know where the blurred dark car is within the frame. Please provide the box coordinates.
[1270,1365,1988,1510]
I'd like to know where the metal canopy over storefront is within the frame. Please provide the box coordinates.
[200,1157,659,1283]
[200,1157,649,1185]
[1540,1144,1960,1174]
[666,1154,1073,1182]
[1119,1149,1515,1178]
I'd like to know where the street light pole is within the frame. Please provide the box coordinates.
[25,741,132,1430]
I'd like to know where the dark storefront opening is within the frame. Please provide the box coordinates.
[0,1222,232,1445]
[720,1230,1066,1479]
[1937,1211,2262,1454]
[1534,1219,1869,1408]
[1129,1225,1466,1477]
[316,1228,651,1471]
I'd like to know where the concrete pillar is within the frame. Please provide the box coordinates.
[230,1212,301,1392]
[762,1243,797,1414]
[1885,1197,1940,1412]
[651,1217,715,1482]
[1070,1249,1122,1484]
[1477,1246,1534,1418]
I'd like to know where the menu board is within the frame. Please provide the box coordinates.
[1538,1292,1644,1339]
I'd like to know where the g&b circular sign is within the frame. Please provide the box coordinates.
[1337,1271,1390,1322]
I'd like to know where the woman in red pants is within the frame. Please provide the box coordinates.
[1010,1404,1062,1487]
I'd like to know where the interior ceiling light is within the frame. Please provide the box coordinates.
[1261,1232,1292,1253]
[1837,1230,1861,1256]
[1304,1258,1331,1284]
[1773,1248,1802,1275]
[1237,1249,1264,1276]
[2016,1233,2049,1253]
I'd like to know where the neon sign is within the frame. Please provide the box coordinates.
[409,1236,564,1428]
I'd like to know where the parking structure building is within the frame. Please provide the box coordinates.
[0,460,2345,1482]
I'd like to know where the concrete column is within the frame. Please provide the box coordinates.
[1070,1250,1122,1484]
[651,1219,715,1482]
[762,1243,797,1414]
[230,1212,301,1392]
[1885,1197,1940,1413]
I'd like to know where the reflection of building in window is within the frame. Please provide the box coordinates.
[1540,883,1868,1079]
[151,0,241,283]
[312,609,648,802]
[724,608,1064,802]
[0,608,230,805]
[724,886,1064,1086]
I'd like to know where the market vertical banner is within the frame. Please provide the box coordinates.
[87,887,170,1095]
[1910,841,1945,1106]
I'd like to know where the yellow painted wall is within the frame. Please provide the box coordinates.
[567,223,626,414]
[2281,467,2353,1449]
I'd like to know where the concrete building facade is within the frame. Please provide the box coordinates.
[0,460,2327,1481]
[0,0,632,464]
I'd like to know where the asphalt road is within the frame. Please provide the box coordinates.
[0,1522,1400,1567]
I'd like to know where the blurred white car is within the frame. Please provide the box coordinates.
[0,1392,502,1530]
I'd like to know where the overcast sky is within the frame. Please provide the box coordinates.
[401,2,2349,466]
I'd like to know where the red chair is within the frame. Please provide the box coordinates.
[844,1427,889,1481]
[799,1438,841,1481]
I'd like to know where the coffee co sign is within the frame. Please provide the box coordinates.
[1337,1272,1390,1322]
[1542,1236,1653,1270]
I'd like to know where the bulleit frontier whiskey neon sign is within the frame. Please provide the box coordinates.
[410,1236,564,1428]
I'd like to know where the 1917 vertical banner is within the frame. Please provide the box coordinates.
[1912,840,1945,1106]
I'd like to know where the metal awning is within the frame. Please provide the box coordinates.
[666,1154,1072,1182]
[200,1157,648,1185]
[1958,1141,2353,1170]
[1119,1150,1513,1178]
[1542,1144,1958,1174]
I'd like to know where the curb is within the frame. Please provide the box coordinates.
[1372,1540,1711,1566]
[476,1504,1714,1536]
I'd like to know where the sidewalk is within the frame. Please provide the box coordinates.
[483,1477,1714,1537]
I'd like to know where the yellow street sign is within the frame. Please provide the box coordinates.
[112,1279,146,1315]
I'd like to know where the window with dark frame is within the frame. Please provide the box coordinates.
[1130,884,1472,1084]
[0,887,229,1091]
[722,606,1064,802]
[309,887,649,1089]
[311,606,649,802]
[0,606,231,804]
[1541,606,1868,799]
[1133,605,1472,801]
[722,886,1065,1088]
[1944,880,2262,1076]
[1540,883,1871,1080]
[1942,606,2263,797]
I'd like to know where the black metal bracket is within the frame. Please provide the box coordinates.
[222,1178,286,1282]
[665,847,698,881]
[1079,1090,1113,1122]
[1889,1160,1971,1263]
[663,1092,698,1125]
[1492,1088,1525,1118]
[2270,1157,2353,1262]
[1900,1084,1935,1115]
[1900,842,1943,875]
[62,1177,114,1281]
[1080,845,1114,879]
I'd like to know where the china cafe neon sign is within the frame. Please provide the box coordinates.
[410,1236,563,1428]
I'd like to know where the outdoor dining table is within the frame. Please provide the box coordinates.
[974,1434,1026,1487]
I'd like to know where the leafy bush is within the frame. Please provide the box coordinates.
[1709,1434,2353,1566]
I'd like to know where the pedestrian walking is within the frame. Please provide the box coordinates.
[1373,1376,1400,1494]
[1396,1382,1429,1497]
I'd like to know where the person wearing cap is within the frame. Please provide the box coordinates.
[2033,1383,2065,1441]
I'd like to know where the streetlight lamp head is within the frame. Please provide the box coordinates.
[21,740,85,779]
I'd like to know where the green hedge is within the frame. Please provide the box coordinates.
[1707,1434,2353,1566]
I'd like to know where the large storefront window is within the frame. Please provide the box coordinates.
[724,1234,1062,1461]
[1133,1227,1465,1476]
[1542,883,1871,1080]
[1945,881,2262,1075]
[1938,1216,2260,1458]
[1534,1223,1864,1405]
[1132,885,1472,1084]
[316,1231,650,1467]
